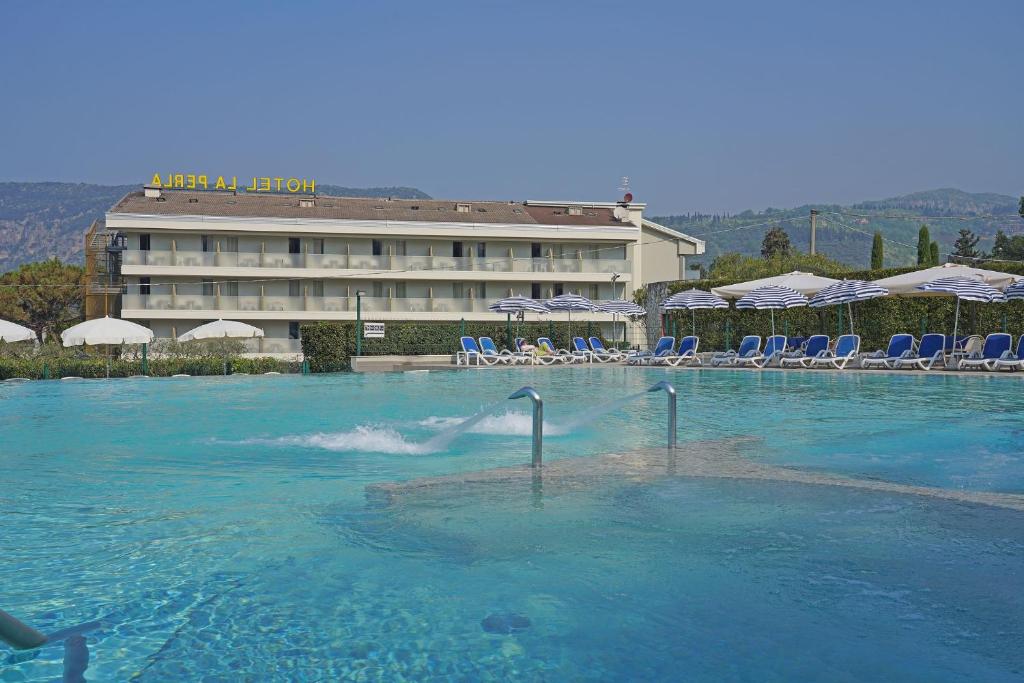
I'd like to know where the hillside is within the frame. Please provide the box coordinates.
[0,182,431,272]
[651,188,1024,269]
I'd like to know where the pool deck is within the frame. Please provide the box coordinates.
[369,437,1024,512]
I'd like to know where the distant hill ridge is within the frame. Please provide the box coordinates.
[0,182,431,271]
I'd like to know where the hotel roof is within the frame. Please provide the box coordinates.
[109,189,631,227]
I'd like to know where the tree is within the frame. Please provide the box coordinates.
[870,232,884,270]
[1019,196,1023,218]
[917,224,932,265]
[930,241,940,266]
[991,229,1024,261]
[952,229,980,260]
[709,251,850,281]
[0,259,84,341]
[761,227,792,259]
[688,262,708,279]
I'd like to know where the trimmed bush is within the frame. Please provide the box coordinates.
[0,354,291,380]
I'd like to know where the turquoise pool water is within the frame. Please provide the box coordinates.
[1,368,1022,680]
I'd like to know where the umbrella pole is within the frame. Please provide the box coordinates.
[848,302,854,336]
[950,298,961,370]
[692,309,696,338]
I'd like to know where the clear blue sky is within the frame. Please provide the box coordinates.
[1,1,1020,214]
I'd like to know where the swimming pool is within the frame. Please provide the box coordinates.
[1,368,1022,680]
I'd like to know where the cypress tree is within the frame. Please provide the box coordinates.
[917,225,931,265]
[870,232,884,270]
[930,241,940,266]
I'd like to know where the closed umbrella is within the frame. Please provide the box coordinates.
[178,319,264,375]
[808,280,889,335]
[0,319,36,343]
[915,276,1006,364]
[661,289,728,337]
[61,316,154,377]
[735,286,808,342]
[545,293,596,339]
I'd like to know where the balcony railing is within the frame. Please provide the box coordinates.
[122,294,614,315]
[122,250,628,275]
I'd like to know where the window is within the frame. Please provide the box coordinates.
[452,282,464,299]
[395,282,407,298]
[225,236,238,252]
[289,280,301,297]
[288,322,300,340]
[202,279,214,296]
[452,241,464,258]
[288,238,301,254]
[589,284,600,300]
[311,238,324,255]
[554,283,564,296]
[531,283,541,299]
[372,282,383,298]
[309,280,324,297]
[224,280,238,296]
[139,234,151,251]
[568,206,583,216]
[394,240,407,256]
[476,242,486,258]
[531,242,541,258]
[372,239,383,256]
[201,235,211,252]
[478,282,487,299]
[139,277,151,296]
[456,203,471,213]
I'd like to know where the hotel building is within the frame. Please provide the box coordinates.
[86,188,704,355]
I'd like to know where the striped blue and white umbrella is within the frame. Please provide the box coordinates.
[1003,279,1024,300]
[809,279,889,335]
[915,276,1007,356]
[545,293,597,337]
[736,286,807,340]
[597,299,646,317]
[661,289,728,336]
[488,295,550,314]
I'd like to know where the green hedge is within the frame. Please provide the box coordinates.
[656,260,1024,352]
[301,321,614,372]
[0,355,290,380]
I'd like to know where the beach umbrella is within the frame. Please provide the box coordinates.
[178,319,264,374]
[712,271,839,299]
[597,299,646,346]
[61,316,154,377]
[873,263,1019,295]
[0,319,36,343]
[1004,279,1024,300]
[915,277,1006,360]
[661,289,728,336]
[736,286,808,341]
[545,293,596,339]
[808,280,889,335]
[489,295,549,346]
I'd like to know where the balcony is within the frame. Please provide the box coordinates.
[122,250,629,276]
[123,294,531,314]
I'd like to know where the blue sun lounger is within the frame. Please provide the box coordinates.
[862,334,916,369]
[515,338,556,365]
[734,335,786,368]
[710,335,761,367]
[958,333,1012,371]
[657,336,700,367]
[808,334,861,369]
[628,336,675,365]
[893,333,946,370]
[458,336,501,366]
[581,337,621,362]
[479,337,522,365]
[538,337,581,364]
[779,334,830,368]
[993,336,1024,371]
[572,337,598,362]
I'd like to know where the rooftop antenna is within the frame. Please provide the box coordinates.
[617,176,633,205]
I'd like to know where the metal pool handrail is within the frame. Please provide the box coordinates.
[0,608,48,650]
[508,386,543,468]
[647,381,677,449]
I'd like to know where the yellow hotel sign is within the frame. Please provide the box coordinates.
[150,173,316,193]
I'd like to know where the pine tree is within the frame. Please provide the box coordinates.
[761,227,792,259]
[917,225,932,265]
[930,241,940,266]
[952,229,980,259]
[1019,196,1024,218]
[870,232,884,270]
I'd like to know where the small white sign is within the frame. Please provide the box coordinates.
[363,322,385,339]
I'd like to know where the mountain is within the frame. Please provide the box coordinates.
[0,182,431,272]
[651,189,1023,269]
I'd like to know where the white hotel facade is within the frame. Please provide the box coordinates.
[91,188,704,354]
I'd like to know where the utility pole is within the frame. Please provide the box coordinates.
[809,209,819,255]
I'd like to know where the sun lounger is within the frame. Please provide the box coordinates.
[515,337,555,365]
[657,336,700,367]
[572,337,599,362]
[538,337,580,364]
[894,333,946,370]
[993,336,1024,371]
[862,334,916,369]
[734,335,786,368]
[710,335,761,367]
[458,336,500,366]
[627,336,675,365]
[588,336,624,362]
[779,334,830,368]
[958,333,1012,370]
[808,334,861,369]
[479,337,520,365]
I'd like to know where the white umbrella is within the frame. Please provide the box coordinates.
[735,286,808,342]
[915,277,1006,364]
[712,271,839,299]
[873,263,1019,295]
[178,319,264,342]
[0,319,37,343]
[178,319,263,374]
[61,316,154,378]
[808,280,889,336]
[661,289,728,337]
